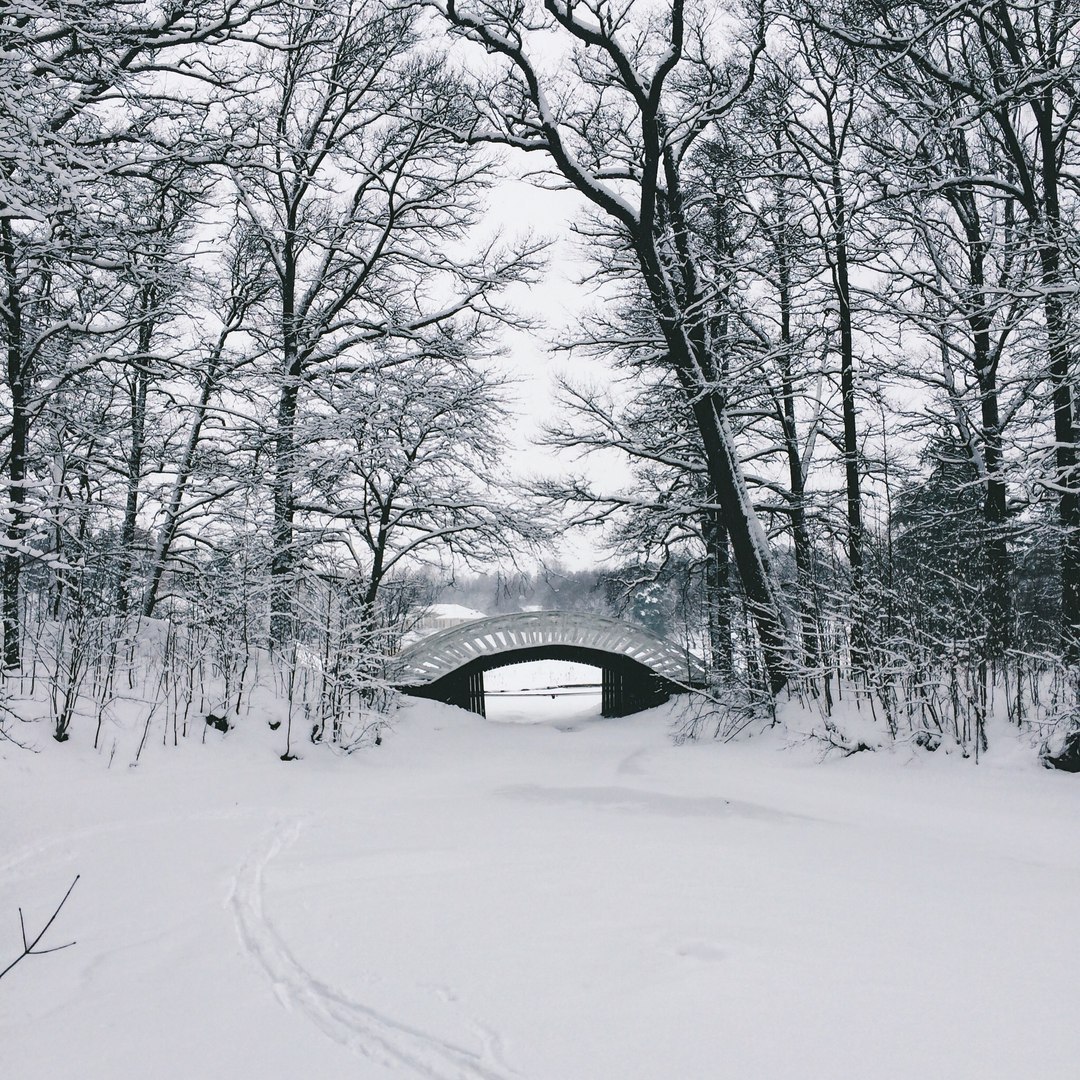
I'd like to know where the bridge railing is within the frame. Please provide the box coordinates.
[395,610,707,687]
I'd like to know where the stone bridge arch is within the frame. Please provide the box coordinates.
[395,611,706,717]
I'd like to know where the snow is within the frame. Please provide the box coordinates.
[402,604,490,648]
[4,694,1080,1079]
[424,604,488,622]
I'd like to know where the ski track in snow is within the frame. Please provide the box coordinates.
[228,821,525,1080]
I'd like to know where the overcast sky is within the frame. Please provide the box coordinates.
[477,169,639,567]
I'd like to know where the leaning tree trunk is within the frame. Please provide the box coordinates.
[690,391,791,694]
[645,188,792,695]
[141,288,248,618]
[701,497,733,679]
[436,0,793,693]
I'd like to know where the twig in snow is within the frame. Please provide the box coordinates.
[0,875,80,983]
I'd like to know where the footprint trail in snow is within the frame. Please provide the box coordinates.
[229,821,523,1080]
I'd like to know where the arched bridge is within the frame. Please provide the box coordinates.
[396,611,706,717]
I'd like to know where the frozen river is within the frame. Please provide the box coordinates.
[5,686,1079,1079]
[483,659,603,725]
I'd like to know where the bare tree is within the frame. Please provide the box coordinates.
[434,0,795,692]
[539,363,738,675]
[750,20,873,661]
[140,227,274,619]
[298,348,544,633]
[820,0,1080,656]
[0,0,271,668]
[857,63,1037,657]
[225,0,539,645]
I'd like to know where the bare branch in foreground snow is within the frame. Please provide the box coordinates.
[0,876,80,983]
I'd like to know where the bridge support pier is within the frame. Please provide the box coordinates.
[408,668,486,716]
[601,665,671,717]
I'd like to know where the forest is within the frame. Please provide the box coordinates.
[2,0,1079,763]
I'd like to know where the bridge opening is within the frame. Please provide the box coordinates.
[484,659,602,724]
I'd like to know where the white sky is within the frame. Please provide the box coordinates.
[476,170,639,567]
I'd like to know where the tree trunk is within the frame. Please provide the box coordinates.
[828,159,865,662]
[436,0,793,693]
[141,356,221,618]
[701,498,732,678]
[775,203,819,668]
[1,218,27,671]
[691,392,790,694]
[1035,99,1080,659]
[116,315,151,620]
[270,374,299,646]
[270,239,300,647]
[642,171,792,694]
[969,249,1011,657]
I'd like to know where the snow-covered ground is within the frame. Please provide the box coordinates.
[4,685,1079,1079]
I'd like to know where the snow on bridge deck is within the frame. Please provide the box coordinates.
[396,610,707,687]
